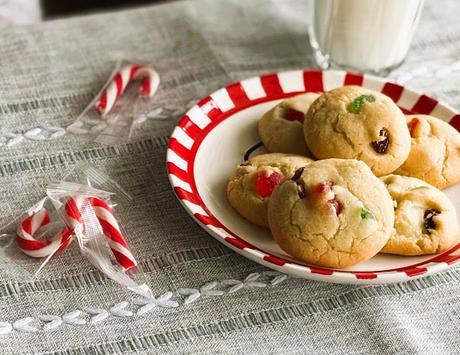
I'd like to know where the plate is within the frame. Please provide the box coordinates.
[166,70,460,284]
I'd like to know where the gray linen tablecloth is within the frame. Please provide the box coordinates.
[0,0,460,353]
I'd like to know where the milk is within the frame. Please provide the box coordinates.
[310,0,425,74]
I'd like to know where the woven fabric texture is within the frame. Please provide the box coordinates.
[0,0,460,353]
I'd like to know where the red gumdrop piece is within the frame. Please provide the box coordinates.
[284,108,305,123]
[328,199,342,215]
[256,171,284,198]
[408,118,419,137]
[314,180,334,193]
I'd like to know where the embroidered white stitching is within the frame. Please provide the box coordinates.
[38,315,63,331]
[0,271,288,334]
[0,97,202,148]
[85,307,110,324]
[62,310,87,326]
[0,101,188,147]
[110,302,133,317]
[135,301,157,316]
[0,322,13,335]
[13,317,39,333]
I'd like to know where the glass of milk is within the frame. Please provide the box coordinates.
[309,0,425,75]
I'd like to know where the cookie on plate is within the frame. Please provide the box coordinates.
[268,159,394,268]
[304,86,411,176]
[380,174,459,255]
[227,153,313,228]
[394,114,460,189]
[258,93,320,156]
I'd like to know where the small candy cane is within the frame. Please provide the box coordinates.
[96,65,160,116]
[16,209,73,258]
[17,198,136,272]
[64,196,137,272]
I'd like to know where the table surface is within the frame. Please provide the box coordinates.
[1,0,460,354]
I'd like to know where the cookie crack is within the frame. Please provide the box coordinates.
[440,138,449,183]
[289,201,303,235]
[295,232,327,260]
[290,202,342,258]
[331,114,361,152]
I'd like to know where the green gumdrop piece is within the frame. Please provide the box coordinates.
[359,207,375,220]
[410,186,430,191]
[347,95,376,114]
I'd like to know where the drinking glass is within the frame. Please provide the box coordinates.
[309,0,425,75]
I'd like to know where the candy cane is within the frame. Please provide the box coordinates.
[16,209,73,258]
[96,64,160,116]
[64,196,137,272]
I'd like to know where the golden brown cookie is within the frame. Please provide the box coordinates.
[268,159,394,268]
[258,93,319,156]
[380,174,459,255]
[394,114,460,189]
[227,153,313,228]
[304,86,411,176]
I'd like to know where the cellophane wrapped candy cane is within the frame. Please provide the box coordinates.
[96,65,160,116]
[0,164,153,299]
[16,208,73,258]
[66,61,161,145]
[63,196,137,272]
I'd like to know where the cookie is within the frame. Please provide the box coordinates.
[304,86,411,176]
[394,114,460,189]
[258,93,320,156]
[227,153,313,228]
[380,174,459,255]
[268,159,394,268]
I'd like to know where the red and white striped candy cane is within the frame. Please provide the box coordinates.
[64,196,137,272]
[96,64,160,116]
[16,209,73,258]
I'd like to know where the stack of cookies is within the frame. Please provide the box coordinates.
[227,86,460,268]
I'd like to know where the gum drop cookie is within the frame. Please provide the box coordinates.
[395,114,460,189]
[268,159,394,268]
[304,86,410,176]
[227,153,313,228]
[258,93,320,156]
[380,174,459,255]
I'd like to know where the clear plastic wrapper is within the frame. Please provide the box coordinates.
[0,164,153,299]
[66,60,160,144]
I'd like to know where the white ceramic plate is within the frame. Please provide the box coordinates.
[167,70,460,284]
